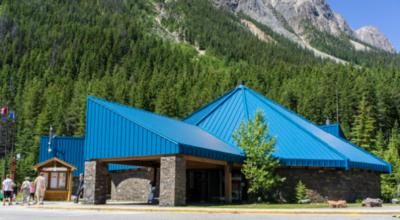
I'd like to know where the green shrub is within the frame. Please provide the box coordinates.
[295,181,308,202]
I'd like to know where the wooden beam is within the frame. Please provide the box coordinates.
[100,155,168,163]
[108,160,159,167]
[183,155,227,166]
[224,164,232,203]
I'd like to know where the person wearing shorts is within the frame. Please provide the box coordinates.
[2,175,14,206]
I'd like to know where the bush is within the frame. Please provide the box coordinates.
[295,181,308,202]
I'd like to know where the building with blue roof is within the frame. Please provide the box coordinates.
[38,85,390,206]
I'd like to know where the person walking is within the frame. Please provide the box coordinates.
[2,175,14,206]
[20,177,31,206]
[34,173,47,205]
[74,173,84,203]
[29,179,35,203]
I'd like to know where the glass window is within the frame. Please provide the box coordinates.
[43,172,49,188]
[48,172,67,190]
[50,173,58,189]
[59,173,66,188]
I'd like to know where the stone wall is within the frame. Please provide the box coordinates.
[277,168,381,202]
[159,156,186,206]
[110,167,158,202]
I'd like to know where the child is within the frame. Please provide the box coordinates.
[29,180,35,203]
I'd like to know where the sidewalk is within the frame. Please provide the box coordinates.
[27,201,400,215]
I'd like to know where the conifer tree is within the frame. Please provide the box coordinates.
[350,96,376,151]
[374,130,386,157]
[381,122,400,199]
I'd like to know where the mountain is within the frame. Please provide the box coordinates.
[355,26,396,53]
[214,0,395,58]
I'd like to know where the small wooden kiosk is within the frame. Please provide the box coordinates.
[33,157,76,201]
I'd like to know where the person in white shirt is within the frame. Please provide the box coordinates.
[2,175,14,206]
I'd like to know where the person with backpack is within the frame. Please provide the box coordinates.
[20,177,31,205]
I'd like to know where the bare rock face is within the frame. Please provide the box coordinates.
[268,0,353,37]
[355,26,396,53]
[213,0,396,59]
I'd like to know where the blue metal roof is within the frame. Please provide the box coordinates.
[184,85,391,173]
[39,136,138,173]
[319,124,347,139]
[39,136,85,176]
[84,96,244,163]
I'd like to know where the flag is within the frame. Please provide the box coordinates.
[8,112,15,120]
[0,106,8,115]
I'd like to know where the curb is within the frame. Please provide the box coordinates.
[29,205,400,215]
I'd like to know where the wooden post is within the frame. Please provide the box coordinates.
[224,164,232,203]
[67,171,73,201]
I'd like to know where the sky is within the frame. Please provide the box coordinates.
[327,0,400,52]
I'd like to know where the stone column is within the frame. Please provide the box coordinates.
[83,160,109,204]
[159,156,186,206]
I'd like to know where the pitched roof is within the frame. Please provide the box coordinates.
[33,157,76,171]
[184,85,391,173]
[84,97,244,163]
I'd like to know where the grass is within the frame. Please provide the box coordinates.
[189,203,398,209]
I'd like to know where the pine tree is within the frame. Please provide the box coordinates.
[155,87,178,117]
[381,122,400,199]
[350,96,376,151]
[374,130,386,157]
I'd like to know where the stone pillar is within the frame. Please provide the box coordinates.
[159,156,186,206]
[84,160,109,204]
[224,164,232,203]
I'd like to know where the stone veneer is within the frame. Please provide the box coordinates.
[159,156,186,206]
[110,167,159,202]
[83,160,109,204]
[278,168,381,202]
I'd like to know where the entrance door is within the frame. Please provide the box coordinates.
[187,170,223,203]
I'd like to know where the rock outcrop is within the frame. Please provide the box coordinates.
[355,26,395,53]
[213,0,396,55]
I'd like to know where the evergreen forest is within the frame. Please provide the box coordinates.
[0,0,400,199]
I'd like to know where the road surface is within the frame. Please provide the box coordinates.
[0,205,397,220]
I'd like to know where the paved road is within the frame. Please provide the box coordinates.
[0,206,398,220]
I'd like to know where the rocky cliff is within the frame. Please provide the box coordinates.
[214,0,395,54]
[355,26,395,53]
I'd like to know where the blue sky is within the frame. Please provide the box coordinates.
[327,0,399,52]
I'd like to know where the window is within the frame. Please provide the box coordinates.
[48,172,67,190]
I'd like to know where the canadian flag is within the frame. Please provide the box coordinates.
[1,106,8,115]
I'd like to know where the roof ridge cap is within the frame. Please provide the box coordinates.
[241,87,250,120]
[186,87,240,125]
[247,89,350,166]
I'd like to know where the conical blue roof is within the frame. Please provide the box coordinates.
[185,85,391,173]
